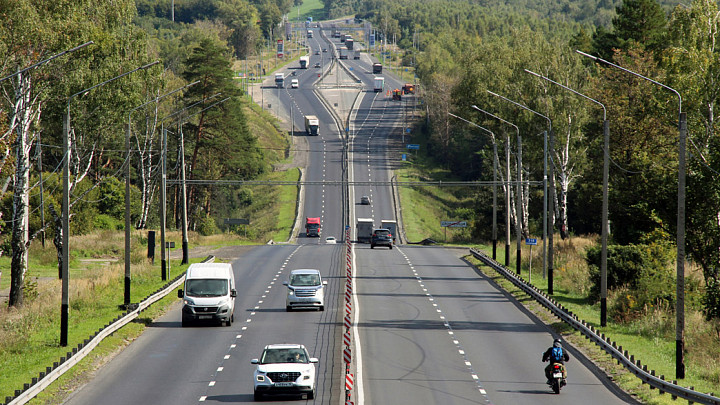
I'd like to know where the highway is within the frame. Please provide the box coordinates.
[62,25,639,405]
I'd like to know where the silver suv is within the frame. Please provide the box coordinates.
[283,269,327,311]
[251,344,318,400]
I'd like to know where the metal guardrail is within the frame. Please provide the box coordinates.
[5,256,216,405]
[469,248,720,405]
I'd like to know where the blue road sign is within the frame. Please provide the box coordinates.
[406,128,411,133]
[407,144,420,150]
[525,238,538,245]
[402,154,407,161]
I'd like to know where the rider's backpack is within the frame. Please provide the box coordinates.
[551,347,563,362]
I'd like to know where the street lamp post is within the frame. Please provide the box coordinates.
[487,91,552,283]
[62,60,159,346]
[472,105,520,270]
[524,68,611,327]
[448,113,499,259]
[576,49,687,379]
[0,41,93,84]
[173,97,232,263]
[124,81,199,305]
[157,93,223,275]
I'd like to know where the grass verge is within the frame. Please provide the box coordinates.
[0,240,197,402]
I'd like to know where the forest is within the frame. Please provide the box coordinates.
[355,0,720,330]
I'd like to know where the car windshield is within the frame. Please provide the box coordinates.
[261,348,308,364]
[374,230,390,236]
[290,273,321,286]
[186,279,228,297]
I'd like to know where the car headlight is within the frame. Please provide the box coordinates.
[256,375,265,382]
[288,290,295,296]
[183,297,195,306]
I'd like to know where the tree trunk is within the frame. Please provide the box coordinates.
[9,72,36,307]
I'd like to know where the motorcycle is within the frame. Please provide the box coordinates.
[548,363,567,394]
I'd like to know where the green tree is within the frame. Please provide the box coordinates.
[181,37,265,228]
[665,0,720,320]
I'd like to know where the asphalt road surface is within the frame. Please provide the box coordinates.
[63,25,639,405]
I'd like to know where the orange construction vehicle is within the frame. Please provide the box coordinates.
[402,83,415,94]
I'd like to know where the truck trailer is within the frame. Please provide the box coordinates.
[345,37,354,50]
[380,219,398,242]
[275,73,284,88]
[356,218,374,243]
[305,217,321,237]
[339,47,349,59]
[373,77,384,92]
[304,115,319,136]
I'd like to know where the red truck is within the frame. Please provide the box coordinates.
[305,217,321,237]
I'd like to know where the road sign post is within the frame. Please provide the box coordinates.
[441,221,467,243]
[525,238,537,280]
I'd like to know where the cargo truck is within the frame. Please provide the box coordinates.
[353,50,360,59]
[339,47,348,59]
[275,73,284,88]
[307,30,313,38]
[299,56,309,69]
[305,217,321,237]
[381,220,398,242]
[373,77,384,92]
[346,37,354,50]
[304,115,319,136]
[356,218,374,243]
[340,34,347,42]
[372,63,382,74]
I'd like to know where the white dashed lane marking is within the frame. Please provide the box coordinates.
[397,247,494,403]
[198,245,302,402]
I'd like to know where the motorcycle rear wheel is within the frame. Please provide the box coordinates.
[552,379,561,394]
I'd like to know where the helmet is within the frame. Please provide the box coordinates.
[553,338,562,348]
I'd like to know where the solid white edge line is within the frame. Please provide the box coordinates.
[351,239,363,404]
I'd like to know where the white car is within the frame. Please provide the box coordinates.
[283,269,327,311]
[290,78,299,88]
[325,236,336,244]
[251,344,318,400]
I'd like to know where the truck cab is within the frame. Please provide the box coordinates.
[305,217,321,237]
[275,73,284,88]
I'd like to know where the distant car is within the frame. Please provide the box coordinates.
[371,228,393,249]
[325,236,336,244]
[322,48,328,52]
[314,62,321,68]
[360,195,370,205]
[315,50,320,55]
[291,78,299,88]
[283,269,327,311]
[251,344,318,400]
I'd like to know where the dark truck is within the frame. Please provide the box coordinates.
[372,63,382,74]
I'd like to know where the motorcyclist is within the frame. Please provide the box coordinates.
[542,338,570,384]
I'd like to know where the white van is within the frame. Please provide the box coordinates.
[177,263,236,327]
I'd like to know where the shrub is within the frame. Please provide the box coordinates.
[94,214,123,230]
[196,215,220,236]
[703,274,720,326]
[587,242,675,321]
